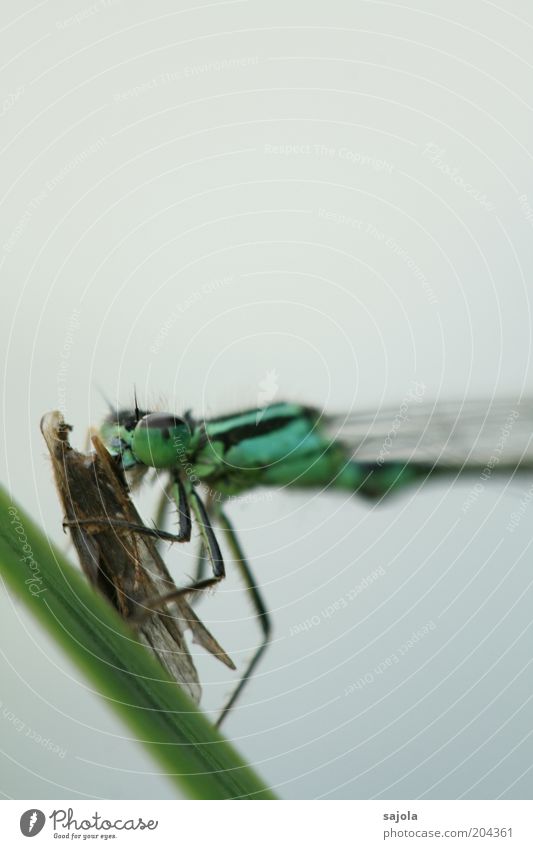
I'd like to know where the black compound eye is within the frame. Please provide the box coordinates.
[138,413,188,438]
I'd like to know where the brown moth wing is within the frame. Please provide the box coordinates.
[41,411,233,707]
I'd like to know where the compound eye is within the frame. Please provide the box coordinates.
[132,413,191,468]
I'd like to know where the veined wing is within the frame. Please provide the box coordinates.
[322,397,533,467]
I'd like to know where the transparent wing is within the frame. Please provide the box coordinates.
[323,397,533,467]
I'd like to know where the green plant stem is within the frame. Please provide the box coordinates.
[0,485,276,800]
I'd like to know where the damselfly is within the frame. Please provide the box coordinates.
[100,396,533,723]
[41,410,234,706]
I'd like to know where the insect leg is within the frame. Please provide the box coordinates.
[62,516,189,544]
[169,475,192,541]
[152,479,173,549]
[214,507,272,727]
[185,484,225,578]
[129,575,224,623]
[193,542,207,583]
[192,490,216,592]
[127,482,226,621]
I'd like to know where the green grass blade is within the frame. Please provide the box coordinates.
[0,485,276,799]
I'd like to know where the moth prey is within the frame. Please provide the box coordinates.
[41,411,234,705]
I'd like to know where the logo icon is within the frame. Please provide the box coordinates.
[20,810,45,837]
[256,370,279,423]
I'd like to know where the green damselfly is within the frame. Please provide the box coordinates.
[100,395,533,723]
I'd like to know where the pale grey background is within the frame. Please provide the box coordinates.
[1,0,533,799]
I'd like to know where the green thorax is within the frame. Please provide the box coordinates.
[188,402,354,494]
[100,402,434,499]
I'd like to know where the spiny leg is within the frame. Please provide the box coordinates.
[146,477,215,600]
[152,478,173,550]
[192,490,217,597]
[139,478,227,607]
[128,575,225,625]
[64,473,193,544]
[140,479,225,608]
[193,541,208,584]
[214,507,271,728]
[170,475,192,542]
[62,516,189,544]
[152,474,194,550]
[185,484,225,578]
